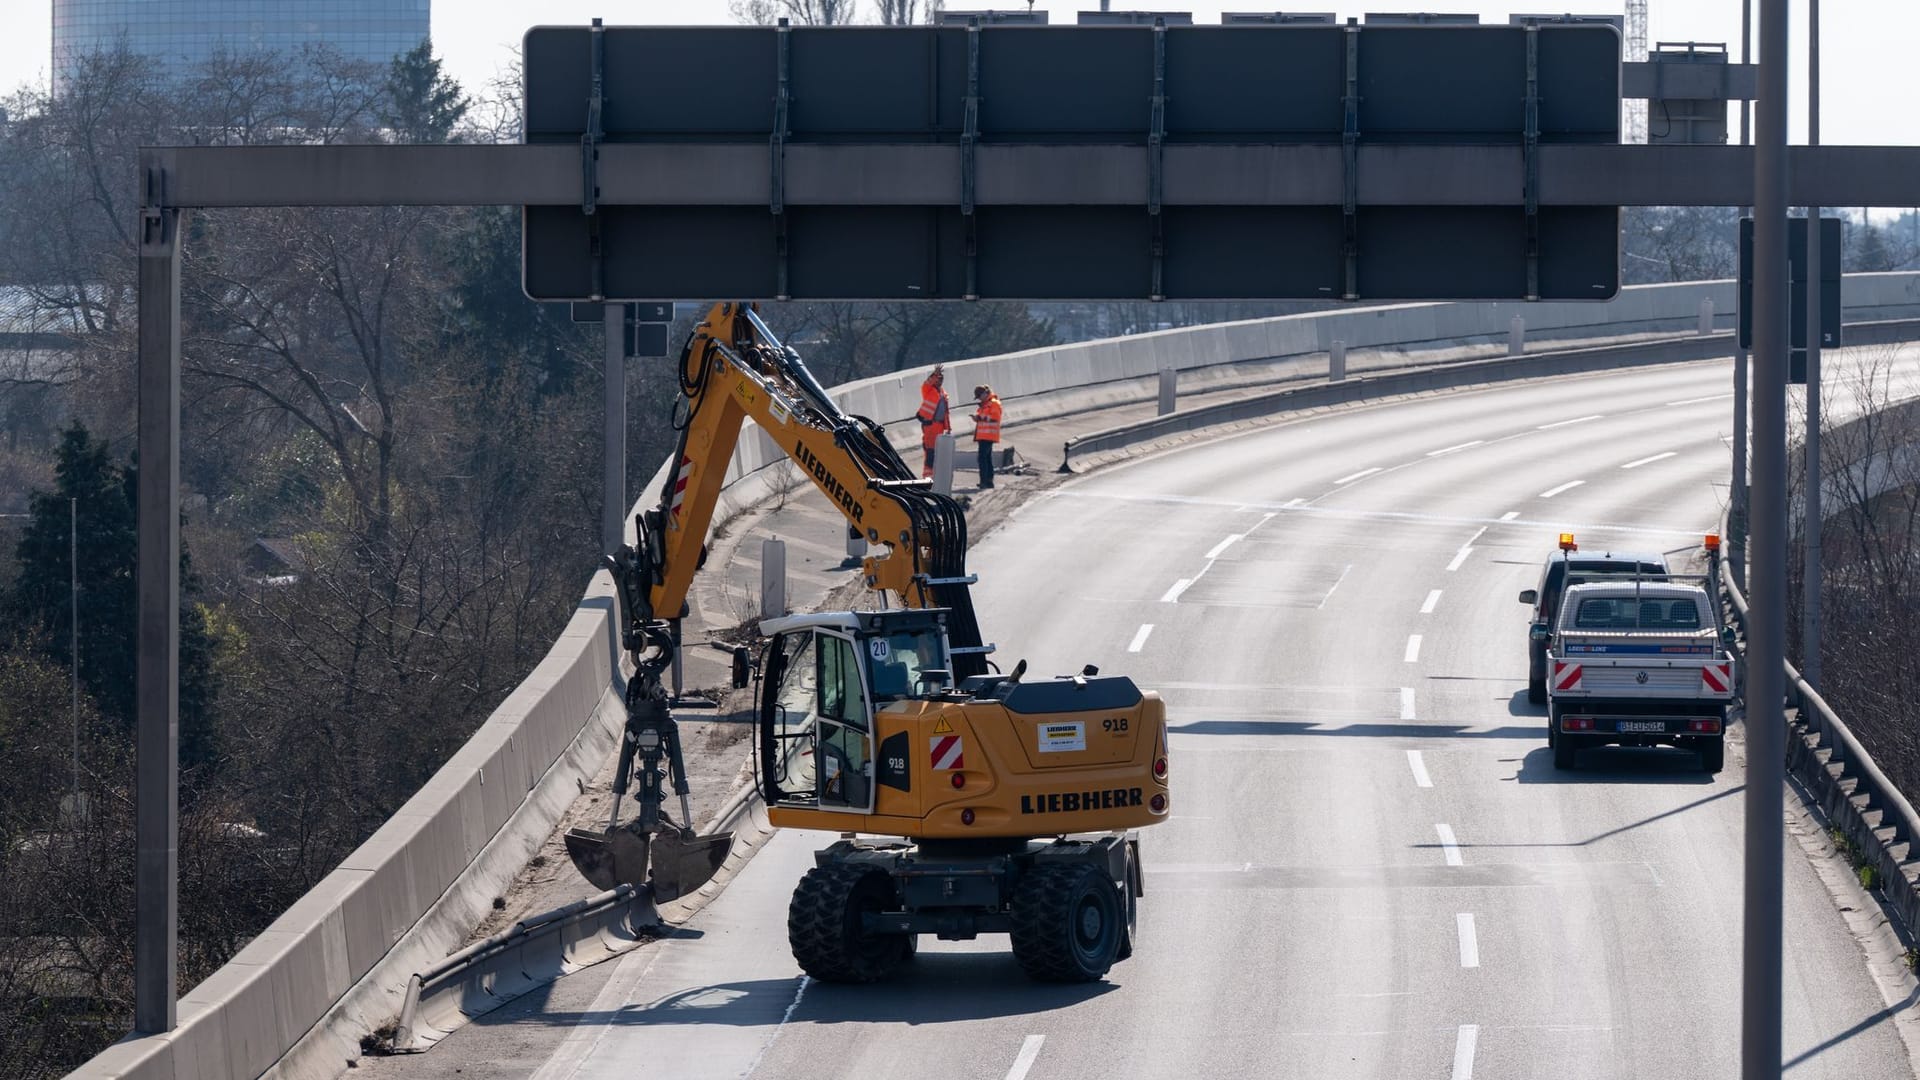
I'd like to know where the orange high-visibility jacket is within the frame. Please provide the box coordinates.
[973,394,1002,443]
[917,378,950,446]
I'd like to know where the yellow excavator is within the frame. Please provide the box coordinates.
[566,302,1169,982]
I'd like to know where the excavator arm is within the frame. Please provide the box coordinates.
[569,302,988,899]
[617,301,988,676]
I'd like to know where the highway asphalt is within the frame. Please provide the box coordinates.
[374,354,1920,1080]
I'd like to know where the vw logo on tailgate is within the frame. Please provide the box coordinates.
[1635,671,1649,684]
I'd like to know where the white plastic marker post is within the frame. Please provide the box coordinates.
[1456,913,1479,968]
[1435,823,1463,866]
[1406,750,1432,788]
[1128,625,1154,653]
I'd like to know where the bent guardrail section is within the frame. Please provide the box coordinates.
[1717,516,1920,932]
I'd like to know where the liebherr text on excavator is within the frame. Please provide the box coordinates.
[567,302,1169,982]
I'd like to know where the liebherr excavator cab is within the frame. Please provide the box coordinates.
[753,607,1167,983]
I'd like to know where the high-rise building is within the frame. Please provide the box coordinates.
[51,0,431,93]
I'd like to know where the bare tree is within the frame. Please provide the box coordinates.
[876,0,942,24]
[730,0,861,25]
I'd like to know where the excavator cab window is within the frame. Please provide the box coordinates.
[867,627,949,701]
[760,628,876,813]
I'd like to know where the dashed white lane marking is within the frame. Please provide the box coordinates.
[1457,914,1480,968]
[1335,466,1382,484]
[1452,1024,1480,1080]
[1400,687,1417,720]
[1285,497,1307,507]
[1667,392,1733,407]
[1499,510,1520,522]
[1317,563,1354,610]
[1205,534,1244,560]
[1539,479,1585,499]
[1427,440,1485,457]
[1406,750,1433,788]
[1445,545,1475,572]
[1538,413,1603,430]
[1127,624,1154,653]
[1006,1034,1046,1080]
[1421,589,1443,615]
[1404,635,1423,663]
[1435,823,1463,866]
[1621,451,1677,469]
[1160,579,1193,603]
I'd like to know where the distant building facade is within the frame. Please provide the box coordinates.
[51,0,430,92]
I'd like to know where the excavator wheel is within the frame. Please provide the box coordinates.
[1010,864,1123,983]
[788,866,912,983]
[1115,846,1141,962]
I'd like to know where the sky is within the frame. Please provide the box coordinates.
[2,1,1915,147]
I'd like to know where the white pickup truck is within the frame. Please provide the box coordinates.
[1546,580,1736,773]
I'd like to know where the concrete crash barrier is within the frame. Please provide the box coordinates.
[1716,521,1920,934]
[390,885,656,1052]
[1061,318,1920,470]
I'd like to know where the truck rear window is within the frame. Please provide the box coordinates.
[1572,597,1703,630]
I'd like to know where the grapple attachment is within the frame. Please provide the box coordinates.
[563,820,732,900]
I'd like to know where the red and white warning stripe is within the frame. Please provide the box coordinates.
[668,456,694,520]
[1553,661,1582,692]
[1701,662,1732,694]
[930,734,964,771]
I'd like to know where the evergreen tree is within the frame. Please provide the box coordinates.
[5,422,222,774]
[380,40,468,144]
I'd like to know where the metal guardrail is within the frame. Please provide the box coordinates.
[1715,513,1920,929]
[1061,318,1920,470]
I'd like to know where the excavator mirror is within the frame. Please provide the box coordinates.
[731,646,753,690]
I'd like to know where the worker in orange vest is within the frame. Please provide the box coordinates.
[916,365,950,479]
[971,384,1002,489]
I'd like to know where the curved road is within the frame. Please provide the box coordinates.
[380,355,1920,1080]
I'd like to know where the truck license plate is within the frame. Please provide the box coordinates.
[1618,720,1666,733]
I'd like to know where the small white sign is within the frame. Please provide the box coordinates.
[1038,721,1086,754]
[868,637,890,661]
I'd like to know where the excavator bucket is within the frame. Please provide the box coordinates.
[564,824,652,893]
[563,823,733,900]
[646,828,735,902]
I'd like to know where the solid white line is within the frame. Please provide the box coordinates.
[1404,635,1423,663]
[1317,563,1354,610]
[1007,1035,1046,1080]
[1621,451,1677,470]
[1539,479,1585,499]
[1334,466,1381,484]
[1160,579,1192,603]
[1445,546,1475,572]
[1400,687,1417,720]
[1667,392,1733,407]
[1427,440,1485,457]
[1457,913,1480,968]
[1421,589,1443,615]
[1538,413,1603,430]
[1406,750,1433,788]
[1127,624,1154,653]
[1435,823,1463,866]
[740,976,812,1080]
[1451,1024,1480,1080]
[1499,510,1520,522]
[1205,534,1244,560]
[1285,497,1307,507]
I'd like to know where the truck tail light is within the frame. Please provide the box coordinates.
[1561,715,1595,732]
[1153,756,1168,779]
[1689,718,1721,734]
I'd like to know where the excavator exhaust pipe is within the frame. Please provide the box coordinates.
[563,823,734,901]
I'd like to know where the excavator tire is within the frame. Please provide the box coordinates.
[1010,864,1123,983]
[1115,847,1140,962]
[788,865,911,983]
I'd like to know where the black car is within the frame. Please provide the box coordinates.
[1517,538,1669,704]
